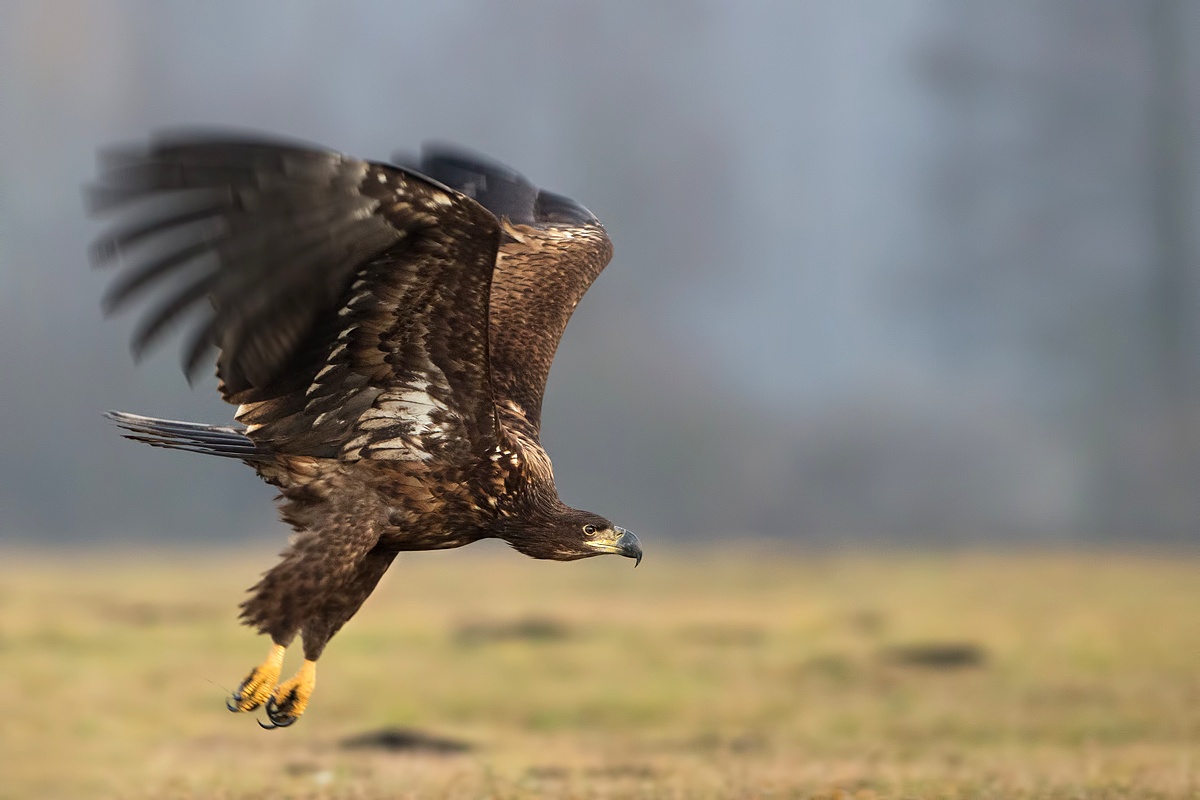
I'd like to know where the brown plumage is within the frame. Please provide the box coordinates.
[90,132,642,727]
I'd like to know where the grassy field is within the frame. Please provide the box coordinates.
[1,542,1198,799]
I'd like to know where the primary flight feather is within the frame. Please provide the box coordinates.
[90,132,642,728]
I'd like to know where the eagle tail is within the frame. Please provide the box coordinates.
[106,411,267,460]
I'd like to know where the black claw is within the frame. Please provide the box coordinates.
[257,718,280,730]
[228,676,262,712]
[264,696,298,728]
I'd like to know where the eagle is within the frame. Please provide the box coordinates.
[89,133,643,728]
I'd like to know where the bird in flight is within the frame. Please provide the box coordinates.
[90,132,642,728]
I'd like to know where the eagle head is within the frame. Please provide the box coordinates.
[503,507,642,566]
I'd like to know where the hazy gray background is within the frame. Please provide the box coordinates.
[1,1,1197,545]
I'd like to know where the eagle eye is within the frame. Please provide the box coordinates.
[583,524,598,536]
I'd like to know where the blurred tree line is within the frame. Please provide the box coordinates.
[551,1,1200,543]
[0,1,1195,543]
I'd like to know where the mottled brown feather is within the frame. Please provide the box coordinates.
[412,147,615,437]
[488,221,613,437]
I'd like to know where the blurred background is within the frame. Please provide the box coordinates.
[2,0,1198,547]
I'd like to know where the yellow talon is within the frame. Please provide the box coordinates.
[229,643,285,712]
[264,660,316,728]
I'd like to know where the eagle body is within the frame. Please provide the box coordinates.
[92,134,641,726]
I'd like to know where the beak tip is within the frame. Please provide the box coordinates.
[614,527,642,568]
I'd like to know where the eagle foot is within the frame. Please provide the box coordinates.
[228,643,285,713]
[260,659,316,729]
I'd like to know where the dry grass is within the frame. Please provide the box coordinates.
[1,542,1198,798]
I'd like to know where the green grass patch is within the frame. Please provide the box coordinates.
[0,545,1197,798]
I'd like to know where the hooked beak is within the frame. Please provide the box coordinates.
[587,526,643,567]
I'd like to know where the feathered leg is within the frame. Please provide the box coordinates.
[262,547,398,728]
[228,521,381,721]
[300,546,398,661]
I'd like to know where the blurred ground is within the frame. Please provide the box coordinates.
[1,542,1197,799]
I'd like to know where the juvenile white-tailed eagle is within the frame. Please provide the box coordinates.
[90,133,642,728]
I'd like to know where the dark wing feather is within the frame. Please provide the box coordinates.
[415,147,613,435]
[410,145,538,225]
[92,133,502,460]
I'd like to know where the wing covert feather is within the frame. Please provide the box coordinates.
[92,133,502,460]
[412,147,614,436]
[487,222,612,434]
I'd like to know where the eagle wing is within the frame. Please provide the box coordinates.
[91,133,502,462]
[412,147,613,437]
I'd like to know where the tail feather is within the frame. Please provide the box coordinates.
[106,410,267,460]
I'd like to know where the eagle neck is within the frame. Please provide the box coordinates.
[497,494,581,560]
